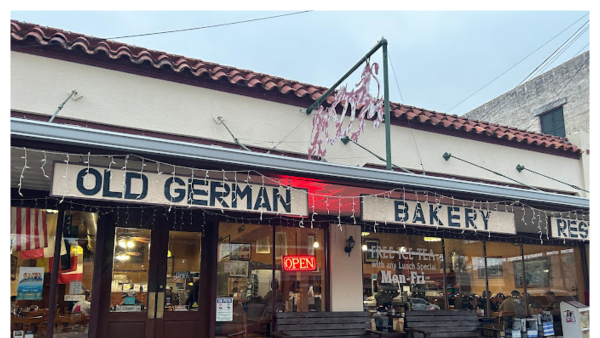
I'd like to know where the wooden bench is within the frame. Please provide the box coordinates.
[272,311,388,338]
[404,310,482,338]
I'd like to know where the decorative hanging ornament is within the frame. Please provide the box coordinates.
[308,62,385,159]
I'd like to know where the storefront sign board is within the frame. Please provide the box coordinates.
[17,267,44,300]
[361,196,516,234]
[51,163,308,216]
[549,217,589,241]
[216,297,233,322]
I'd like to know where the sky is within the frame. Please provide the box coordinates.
[9,10,591,116]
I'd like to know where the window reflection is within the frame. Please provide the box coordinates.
[362,232,444,332]
[10,207,59,337]
[165,231,201,311]
[109,228,151,312]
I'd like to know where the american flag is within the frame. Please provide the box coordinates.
[11,207,48,252]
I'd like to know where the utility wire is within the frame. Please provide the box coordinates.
[104,11,313,40]
[388,53,426,175]
[548,55,589,105]
[535,25,590,76]
[518,20,589,86]
[516,165,589,193]
[446,12,589,114]
[443,153,541,191]
[571,43,589,59]
[267,112,311,154]
[12,11,313,49]
[531,25,589,79]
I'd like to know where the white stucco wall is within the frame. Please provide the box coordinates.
[329,224,363,311]
[11,52,585,195]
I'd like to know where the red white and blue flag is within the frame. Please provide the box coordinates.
[11,207,48,259]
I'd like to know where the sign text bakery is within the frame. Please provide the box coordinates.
[361,195,516,234]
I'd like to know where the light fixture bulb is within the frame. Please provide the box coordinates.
[313,241,319,248]
[118,241,127,249]
[168,250,172,258]
[362,244,368,252]
[127,241,135,248]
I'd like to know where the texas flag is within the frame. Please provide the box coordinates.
[11,207,48,259]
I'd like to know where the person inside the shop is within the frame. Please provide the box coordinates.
[73,290,92,315]
[373,271,397,331]
[464,294,481,313]
[10,295,18,315]
[526,292,542,314]
[478,291,492,315]
[543,291,561,321]
[498,290,526,316]
[491,292,505,312]
[186,279,200,309]
[165,286,174,307]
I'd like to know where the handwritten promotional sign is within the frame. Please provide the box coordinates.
[361,196,516,234]
[282,255,317,272]
[550,217,589,241]
[366,247,442,285]
[51,163,308,216]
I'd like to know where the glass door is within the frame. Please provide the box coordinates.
[103,208,204,338]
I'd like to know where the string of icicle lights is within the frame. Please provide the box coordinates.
[11,147,589,245]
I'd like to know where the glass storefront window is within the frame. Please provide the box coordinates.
[109,228,151,312]
[216,222,274,337]
[443,239,485,315]
[215,222,326,338]
[274,226,326,313]
[362,232,444,331]
[52,210,97,336]
[10,207,59,336]
[522,244,585,335]
[165,231,202,311]
[484,241,524,319]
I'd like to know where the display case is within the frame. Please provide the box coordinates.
[560,300,589,338]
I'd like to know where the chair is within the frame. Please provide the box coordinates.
[23,309,49,318]
[11,316,46,337]
[54,313,88,333]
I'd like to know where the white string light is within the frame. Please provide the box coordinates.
[40,150,50,178]
[11,147,590,245]
[18,147,30,197]
[169,165,176,212]
[59,154,70,204]
[337,195,342,231]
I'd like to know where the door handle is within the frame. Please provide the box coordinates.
[147,292,156,319]
[156,292,165,319]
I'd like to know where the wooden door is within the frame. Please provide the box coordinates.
[95,207,207,338]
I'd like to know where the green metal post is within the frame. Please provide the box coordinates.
[306,40,384,115]
[382,38,392,170]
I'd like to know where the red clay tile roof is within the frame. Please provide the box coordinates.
[10,20,581,155]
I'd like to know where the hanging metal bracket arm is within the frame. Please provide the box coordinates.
[214,115,252,152]
[49,90,80,123]
[515,164,589,193]
[341,136,411,174]
[305,39,386,116]
[443,152,541,191]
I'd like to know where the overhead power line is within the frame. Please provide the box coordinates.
[12,11,313,49]
[446,12,589,114]
[104,11,313,40]
[518,20,589,86]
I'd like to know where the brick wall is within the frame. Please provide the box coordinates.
[464,51,589,144]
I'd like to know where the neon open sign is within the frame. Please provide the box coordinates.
[282,255,317,272]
